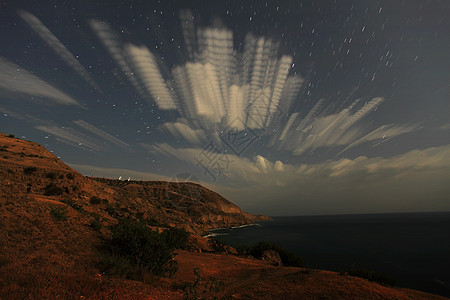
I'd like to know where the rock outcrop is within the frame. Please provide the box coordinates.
[262,249,283,266]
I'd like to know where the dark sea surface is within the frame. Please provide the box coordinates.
[209,212,450,297]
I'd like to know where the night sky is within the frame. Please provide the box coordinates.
[1,0,449,215]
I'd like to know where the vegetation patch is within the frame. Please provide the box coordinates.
[99,218,182,280]
[161,227,190,250]
[89,213,103,231]
[46,172,57,180]
[60,197,83,212]
[89,196,102,205]
[66,173,75,180]
[236,241,304,267]
[50,206,68,221]
[44,183,64,196]
[175,267,225,300]
[23,167,37,175]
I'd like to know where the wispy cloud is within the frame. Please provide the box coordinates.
[73,119,130,150]
[0,57,81,106]
[87,10,421,160]
[18,10,101,91]
[90,13,303,149]
[36,125,102,151]
[68,163,170,181]
[89,20,148,99]
[117,142,450,214]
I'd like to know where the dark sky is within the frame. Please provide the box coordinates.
[1,0,449,215]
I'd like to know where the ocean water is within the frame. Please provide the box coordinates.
[210,212,450,297]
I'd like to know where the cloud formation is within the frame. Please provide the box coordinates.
[98,142,450,215]
[87,11,421,160]
[90,13,303,152]
[73,119,130,150]
[0,57,80,106]
[18,10,101,91]
[36,125,102,151]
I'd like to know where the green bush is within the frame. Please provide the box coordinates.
[101,218,178,278]
[23,167,37,174]
[89,196,102,205]
[178,267,224,299]
[105,205,117,216]
[8,134,15,138]
[60,197,83,211]
[66,173,75,180]
[46,172,57,180]
[162,227,190,250]
[89,213,103,231]
[44,183,64,196]
[237,241,304,267]
[50,206,67,221]
[208,239,228,253]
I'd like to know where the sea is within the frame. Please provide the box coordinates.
[208,212,450,298]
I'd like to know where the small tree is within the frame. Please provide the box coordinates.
[44,183,64,196]
[103,218,178,277]
[23,167,37,174]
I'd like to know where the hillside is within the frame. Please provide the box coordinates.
[0,132,446,299]
[0,132,265,236]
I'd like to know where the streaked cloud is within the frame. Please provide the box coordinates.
[115,142,450,214]
[36,125,103,151]
[67,163,170,181]
[73,119,130,150]
[18,10,101,91]
[90,13,303,151]
[87,10,420,160]
[0,57,81,106]
[89,19,148,99]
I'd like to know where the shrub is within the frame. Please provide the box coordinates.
[58,174,64,179]
[8,134,14,138]
[50,206,67,221]
[101,198,109,205]
[60,197,83,211]
[23,167,37,174]
[101,218,178,278]
[44,183,64,196]
[178,267,224,299]
[89,196,102,205]
[46,172,57,180]
[89,213,103,231]
[105,205,117,216]
[66,173,75,180]
[237,241,304,267]
[341,266,396,286]
[208,239,228,253]
[162,227,190,250]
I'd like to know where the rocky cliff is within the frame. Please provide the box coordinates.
[0,132,268,235]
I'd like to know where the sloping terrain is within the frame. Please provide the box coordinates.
[0,132,447,299]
